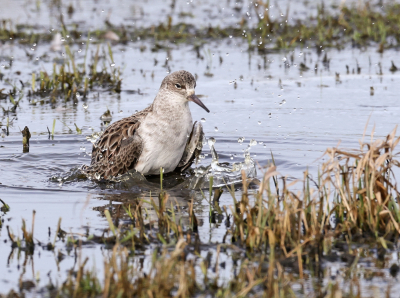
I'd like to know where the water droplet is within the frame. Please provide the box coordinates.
[78,49,82,53]
[229,35,232,38]
[208,137,216,147]
[82,103,88,109]
[31,48,35,51]
[226,53,229,56]
[214,127,218,132]
[282,57,287,62]
[258,121,261,125]
[250,139,257,146]
[201,118,206,122]
[110,63,115,67]
[238,137,245,143]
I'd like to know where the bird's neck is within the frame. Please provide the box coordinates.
[152,89,190,115]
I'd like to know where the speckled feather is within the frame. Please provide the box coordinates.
[81,106,152,178]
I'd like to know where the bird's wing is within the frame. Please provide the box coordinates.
[176,121,204,172]
[83,106,152,179]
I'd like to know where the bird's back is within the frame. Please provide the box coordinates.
[82,105,152,179]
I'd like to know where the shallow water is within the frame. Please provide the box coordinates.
[1,0,400,296]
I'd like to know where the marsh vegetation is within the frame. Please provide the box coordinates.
[1,0,400,297]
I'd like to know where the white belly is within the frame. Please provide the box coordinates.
[135,109,192,175]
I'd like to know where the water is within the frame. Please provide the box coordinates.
[1,0,400,296]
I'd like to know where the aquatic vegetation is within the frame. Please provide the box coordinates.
[28,43,122,102]
[2,1,400,296]
[3,128,400,296]
[0,42,121,120]
[229,127,400,260]
[0,1,399,54]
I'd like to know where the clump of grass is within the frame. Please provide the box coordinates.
[252,1,400,51]
[6,210,36,254]
[3,231,392,297]
[27,43,121,104]
[223,126,400,276]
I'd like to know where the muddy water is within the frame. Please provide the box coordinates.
[1,0,400,296]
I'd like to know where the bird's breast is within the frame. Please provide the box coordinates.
[135,109,193,175]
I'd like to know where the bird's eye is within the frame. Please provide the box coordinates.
[175,83,181,89]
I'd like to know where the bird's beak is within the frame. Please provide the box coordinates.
[188,94,210,113]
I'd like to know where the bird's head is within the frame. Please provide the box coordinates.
[160,70,210,113]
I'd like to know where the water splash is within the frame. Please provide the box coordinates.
[86,131,103,145]
[189,138,257,189]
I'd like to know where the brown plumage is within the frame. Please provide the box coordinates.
[82,106,152,178]
[81,70,209,179]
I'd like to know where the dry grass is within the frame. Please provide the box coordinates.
[3,128,400,297]
[228,127,400,257]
